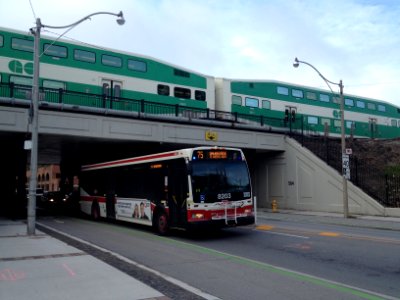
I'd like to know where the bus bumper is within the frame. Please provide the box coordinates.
[187,215,255,230]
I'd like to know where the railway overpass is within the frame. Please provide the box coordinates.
[1,100,398,218]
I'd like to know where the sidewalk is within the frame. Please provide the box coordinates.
[0,218,168,300]
[257,209,400,231]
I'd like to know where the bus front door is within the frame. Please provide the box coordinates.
[167,170,188,227]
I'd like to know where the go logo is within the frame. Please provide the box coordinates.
[8,60,33,75]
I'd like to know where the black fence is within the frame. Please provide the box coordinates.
[292,134,400,208]
[0,82,309,134]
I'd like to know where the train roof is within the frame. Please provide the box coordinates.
[220,77,399,109]
[0,26,213,79]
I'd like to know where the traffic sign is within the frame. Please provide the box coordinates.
[342,154,350,180]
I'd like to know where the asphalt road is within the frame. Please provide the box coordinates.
[38,215,400,300]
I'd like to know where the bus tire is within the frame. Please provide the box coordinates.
[91,202,100,221]
[154,212,169,235]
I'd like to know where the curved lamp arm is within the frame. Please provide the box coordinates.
[293,57,339,88]
[39,11,125,29]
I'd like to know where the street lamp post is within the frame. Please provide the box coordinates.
[293,57,349,218]
[27,11,125,235]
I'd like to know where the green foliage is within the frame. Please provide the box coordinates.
[385,165,400,176]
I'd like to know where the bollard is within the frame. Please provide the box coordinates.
[271,199,278,213]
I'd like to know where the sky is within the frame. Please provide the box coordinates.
[1,0,400,107]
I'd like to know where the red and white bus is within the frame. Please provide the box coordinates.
[79,147,254,234]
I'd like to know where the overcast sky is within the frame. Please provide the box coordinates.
[2,0,400,107]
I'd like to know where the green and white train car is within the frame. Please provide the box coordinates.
[1,26,399,139]
[216,78,400,138]
[0,27,215,111]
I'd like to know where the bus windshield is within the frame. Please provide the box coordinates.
[190,160,251,203]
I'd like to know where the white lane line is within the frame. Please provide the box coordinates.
[265,231,310,239]
[37,222,221,300]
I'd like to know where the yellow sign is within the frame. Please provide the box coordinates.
[205,130,218,141]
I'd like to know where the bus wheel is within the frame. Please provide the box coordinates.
[91,202,100,221]
[155,212,169,235]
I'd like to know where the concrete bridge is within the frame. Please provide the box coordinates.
[1,100,398,218]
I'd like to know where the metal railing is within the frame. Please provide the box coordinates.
[0,82,305,134]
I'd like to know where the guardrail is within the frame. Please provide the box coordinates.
[0,82,307,135]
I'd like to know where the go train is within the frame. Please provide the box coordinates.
[1,26,399,139]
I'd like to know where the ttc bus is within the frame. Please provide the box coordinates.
[79,147,254,234]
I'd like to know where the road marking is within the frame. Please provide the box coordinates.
[39,219,398,300]
[159,237,396,300]
[319,232,341,237]
[256,225,274,230]
[256,224,309,239]
[62,263,76,277]
[264,231,310,239]
[37,221,221,300]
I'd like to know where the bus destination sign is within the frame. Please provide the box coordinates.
[193,150,242,161]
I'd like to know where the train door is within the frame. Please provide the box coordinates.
[369,118,378,138]
[101,79,122,108]
[284,106,297,132]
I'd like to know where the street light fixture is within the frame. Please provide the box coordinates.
[292,57,349,218]
[27,11,125,235]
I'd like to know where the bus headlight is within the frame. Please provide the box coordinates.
[192,213,204,219]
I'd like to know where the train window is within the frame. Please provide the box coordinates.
[391,119,397,127]
[292,89,304,98]
[378,104,386,112]
[0,35,3,47]
[307,116,318,125]
[195,90,206,101]
[44,43,67,58]
[114,85,121,98]
[319,94,330,102]
[102,54,122,68]
[345,98,354,106]
[346,121,355,129]
[102,83,110,96]
[245,97,259,108]
[367,103,376,110]
[334,120,341,128]
[306,92,317,100]
[398,120,400,127]
[321,118,331,126]
[232,95,242,105]
[10,75,32,86]
[43,80,66,90]
[128,59,147,72]
[277,86,289,95]
[332,96,340,104]
[174,69,190,78]
[74,49,96,63]
[157,85,170,96]
[262,100,271,109]
[174,87,191,99]
[12,38,33,52]
[356,100,365,108]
